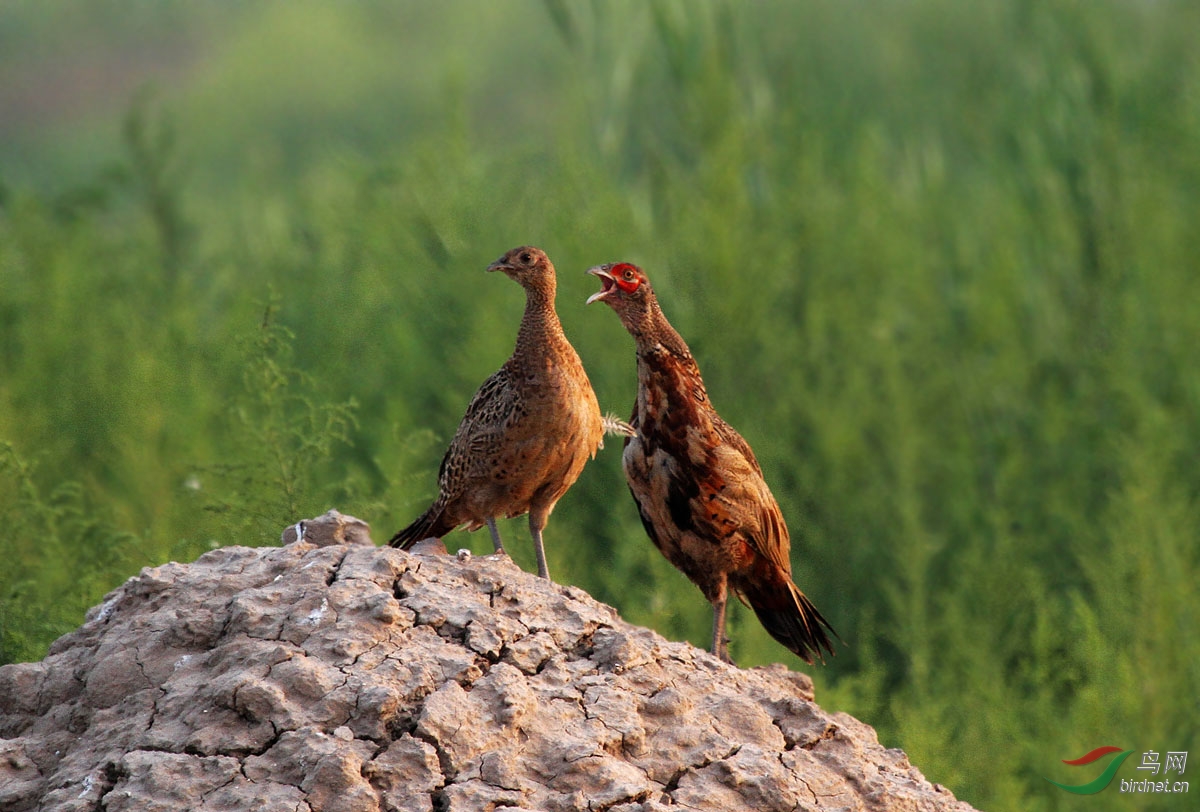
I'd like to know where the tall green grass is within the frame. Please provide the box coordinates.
[1,1,1197,808]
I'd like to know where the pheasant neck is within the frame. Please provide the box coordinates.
[513,283,567,363]
[631,298,710,415]
[631,299,693,362]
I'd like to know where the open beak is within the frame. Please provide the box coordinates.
[586,266,616,304]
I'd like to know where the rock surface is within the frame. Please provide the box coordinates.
[0,511,979,812]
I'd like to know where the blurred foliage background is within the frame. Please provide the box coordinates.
[2,1,1198,809]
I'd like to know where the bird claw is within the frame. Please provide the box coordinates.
[602,412,636,438]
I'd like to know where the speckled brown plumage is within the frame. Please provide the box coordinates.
[389,247,604,580]
[587,261,837,664]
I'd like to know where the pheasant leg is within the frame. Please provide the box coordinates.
[486,518,505,555]
[529,512,551,581]
[710,588,733,664]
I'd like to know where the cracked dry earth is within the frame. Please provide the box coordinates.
[0,522,979,812]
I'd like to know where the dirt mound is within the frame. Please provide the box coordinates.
[0,510,978,811]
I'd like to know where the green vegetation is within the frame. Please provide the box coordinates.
[2,1,1197,809]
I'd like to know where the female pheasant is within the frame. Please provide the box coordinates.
[389,247,605,581]
[587,261,837,663]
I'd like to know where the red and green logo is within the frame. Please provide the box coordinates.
[1046,746,1135,794]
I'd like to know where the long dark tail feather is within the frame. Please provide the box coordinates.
[743,576,838,665]
[388,504,453,549]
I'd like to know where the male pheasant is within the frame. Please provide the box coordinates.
[389,246,605,581]
[587,261,837,663]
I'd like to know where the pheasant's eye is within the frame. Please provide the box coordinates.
[610,263,642,293]
[520,252,532,264]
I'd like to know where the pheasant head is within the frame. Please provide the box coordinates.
[488,246,556,296]
[586,261,659,331]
